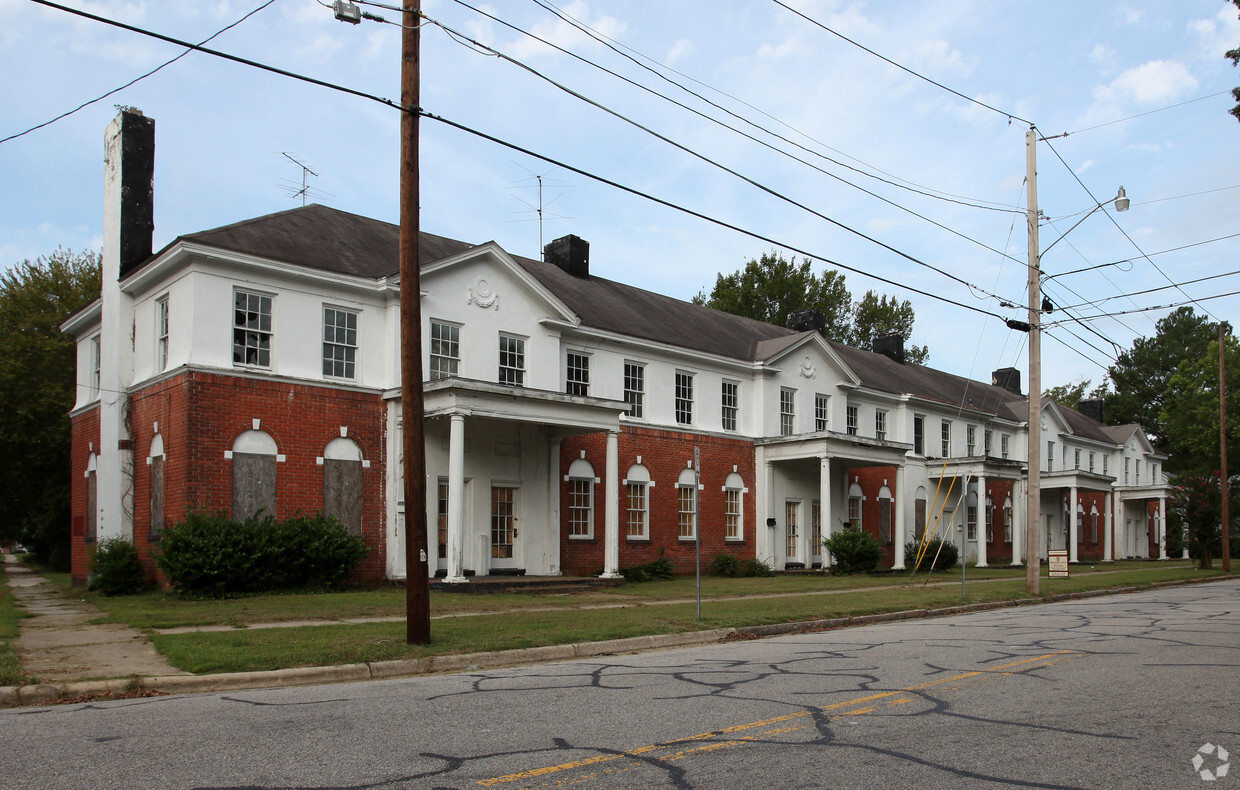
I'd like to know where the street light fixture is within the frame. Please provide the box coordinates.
[1024,126,1129,595]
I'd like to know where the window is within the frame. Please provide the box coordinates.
[437,481,448,559]
[492,487,516,558]
[846,405,858,435]
[847,481,864,528]
[941,420,952,457]
[1103,455,1109,476]
[984,429,992,456]
[322,437,363,535]
[875,409,887,441]
[1124,457,1130,484]
[913,415,924,455]
[233,290,273,368]
[1001,433,1010,459]
[678,469,698,540]
[85,454,97,542]
[878,494,892,543]
[1090,509,1098,543]
[780,388,795,436]
[985,496,993,542]
[1088,452,1095,473]
[811,501,822,555]
[1074,449,1081,470]
[675,372,694,425]
[1136,460,1141,483]
[148,434,164,541]
[623,363,644,417]
[430,321,459,380]
[231,429,277,520]
[568,479,593,538]
[717,489,738,540]
[499,335,525,386]
[322,307,358,379]
[815,394,829,432]
[721,381,738,432]
[1152,463,1159,483]
[625,463,650,539]
[966,501,978,541]
[785,501,799,558]
[1048,441,1055,472]
[967,425,977,455]
[156,296,169,371]
[89,335,101,399]
[565,352,589,396]
[1003,500,1013,542]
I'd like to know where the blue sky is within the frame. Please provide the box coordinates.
[2,0,1238,392]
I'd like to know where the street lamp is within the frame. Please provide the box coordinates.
[1024,126,1129,595]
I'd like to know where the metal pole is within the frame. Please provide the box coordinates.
[1025,127,1042,595]
[694,445,701,620]
[1222,324,1231,573]
[401,0,430,644]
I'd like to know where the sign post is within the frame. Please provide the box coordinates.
[1048,549,1069,578]
[694,446,701,620]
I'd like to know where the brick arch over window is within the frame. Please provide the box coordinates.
[231,428,278,520]
[322,436,364,536]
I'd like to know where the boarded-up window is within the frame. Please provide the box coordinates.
[232,451,276,520]
[323,458,362,535]
[915,497,926,540]
[150,455,165,541]
[86,469,97,542]
[878,498,893,543]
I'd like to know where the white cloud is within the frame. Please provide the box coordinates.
[1095,60,1198,105]
[501,2,627,60]
[1089,44,1115,66]
[1188,6,1240,58]
[666,38,694,66]
[1117,6,1144,25]
[912,39,976,78]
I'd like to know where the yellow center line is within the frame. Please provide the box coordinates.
[478,650,1081,787]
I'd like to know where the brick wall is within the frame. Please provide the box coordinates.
[68,407,101,585]
[559,426,757,576]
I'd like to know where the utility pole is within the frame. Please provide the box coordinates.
[1222,324,1230,573]
[401,0,430,644]
[1025,127,1042,595]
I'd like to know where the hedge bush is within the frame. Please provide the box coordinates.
[710,552,773,577]
[618,556,674,583]
[156,511,367,597]
[905,536,958,571]
[823,527,883,574]
[89,537,147,596]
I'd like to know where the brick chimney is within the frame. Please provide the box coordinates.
[1077,398,1104,424]
[872,333,905,364]
[545,234,589,278]
[786,310,825,334]
[992,367,1022,396]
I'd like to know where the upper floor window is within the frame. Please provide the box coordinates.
[233,290,273,368]
[875,409,888,441]
[846,405,858,435]
[1103,455,1109,476]
[675,372,694,425]
[721,381,738,432]
[966,424,977,455]
[1001,433,1010,459]
[89,335,101,399]
[1074,448,1081,470]
[624,362,644,418]
[941,420,952,457]
[323,307,358,379]
[984,429,992,456]
[815,394,829,432]
[156,296,169,371]
[1047,441,1055,472]
[1152,463,1159,484]
[499,334,525,386]
[780,388,795,436]
[1088,452,1095,473]
[1136,459,1142,483]
[565,351,590,396]
[429,321,460,380]
[913,415,924,454]
[1124,457,1130,484]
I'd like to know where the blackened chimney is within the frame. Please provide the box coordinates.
[786,309,825,334]
[545,234,589,278]
[872,333,905,364]
[1077,398,1104,424]
[992,367,1022,396]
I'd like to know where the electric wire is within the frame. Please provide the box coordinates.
[1055,269,1240,313]
[770,0,1032,126]
[419,12,1014,304]
[1046,232,1240,282]
[1060,90,1233,137]
[1043,287,1240,324]
[1,0,279,146]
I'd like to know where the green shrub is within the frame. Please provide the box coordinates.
[710,552,773,577]
[823,527,883,574]
[619,557,674,583]
[88,537,147,596]
[739,558,773,577]
[905,536,958,571]
[156,510,367,597]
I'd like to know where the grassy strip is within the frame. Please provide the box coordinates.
[0,562,31,686]
[148,564,1225,674]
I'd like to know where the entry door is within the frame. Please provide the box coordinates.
[785,500,801,565]
[491,485,521,569]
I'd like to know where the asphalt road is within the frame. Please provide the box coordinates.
[4,580,1238,790]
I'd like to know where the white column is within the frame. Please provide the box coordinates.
[819,457,832,566]
[1010,480,1024,565]
[975,474,988,567]
[1068,486,1079,563]
[763,459,776,564]
[445,413,468,583]
[892,464,906,570]
[1103,490,1113,562]
[1158,497,1168,559]
[601,430,621,578]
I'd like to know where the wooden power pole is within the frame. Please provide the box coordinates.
[1222,324,1231,573]
[401,0,430,644]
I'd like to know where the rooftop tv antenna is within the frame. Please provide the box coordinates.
[509,163,571,259]
[278,152,332,206]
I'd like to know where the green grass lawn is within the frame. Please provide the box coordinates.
[0,561,31,686]
[129,561,1225,675]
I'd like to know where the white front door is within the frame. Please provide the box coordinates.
[490,485,521,570]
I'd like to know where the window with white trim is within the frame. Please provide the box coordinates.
[966,494,978,541]
[623,362,644,417]
[322,306,358,379]
[847,481,863,528]
[811,501,822,554]
[499,334,525,386]
[780,388,795,436]
[721,381,738,432]
[565,351,589,396]
[1001,434,1010,459]
[984,495,993,542]
[815,394,829,431]
[1003,498,1013,542]
[785,500,799,558]
[677,467,698,539]
[1074,449,1081,470]
[1048,441,1055,472]
[156,296,169,371]
[429,321,459,380]
[966,424,977,455]
[566,457,595,538]
[89,335,101,400]
[875,409,887,441]
[941,420,952,457]
[233,290,273,368]
[624,463,650,539]
[984,429,992,456]
[846,404,858,435]
[675,371,694,425]
[913,415,924,454]
[724,471,745,541]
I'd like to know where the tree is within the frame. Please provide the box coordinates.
[848,291,929,365]
[694,251,851,341]
[1042,378,1111,410]
[0,249,101,569]
[697,252,930,362]
[1159,332,1240,477]
[1106,307,1219,449]
[1170,473,1238,568]
[1227,0,1240,121]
